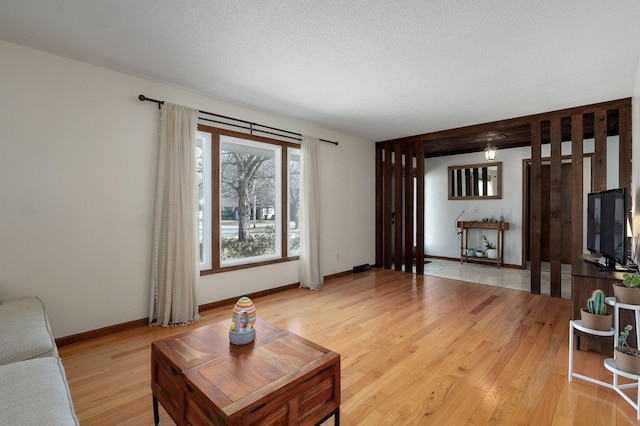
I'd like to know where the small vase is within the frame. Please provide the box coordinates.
[486,249,497,259]
[615,347,640,375]
[580,309,612,331]
[613,284,640,305]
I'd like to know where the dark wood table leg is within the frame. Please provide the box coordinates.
[153,395,160,426]
[315,407,340,426]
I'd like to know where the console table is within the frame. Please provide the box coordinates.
[151,319,340,425]
[457,221,509,268]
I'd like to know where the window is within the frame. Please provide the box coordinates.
[197,125,300,272]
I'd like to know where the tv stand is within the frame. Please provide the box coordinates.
[582,258,638,273]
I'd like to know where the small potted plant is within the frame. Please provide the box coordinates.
[482,235,497,259]
[615,325,640,374]
[580,289,612,331]
[613,273,640,305]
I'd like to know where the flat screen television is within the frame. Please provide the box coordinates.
[586,188,628,270]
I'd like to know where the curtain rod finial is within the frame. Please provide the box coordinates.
[139,94,164,109]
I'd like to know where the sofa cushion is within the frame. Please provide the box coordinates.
[0,296,58,364]
[0,357,79,425]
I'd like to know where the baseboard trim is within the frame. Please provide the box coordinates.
[55,272,354,347]
[324,269,353,281]
[55,318,149,347]
[198,283,300,312]
[425,255,523,269]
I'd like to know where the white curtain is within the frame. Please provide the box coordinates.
[149,103,201,326]
[299,135,323,290]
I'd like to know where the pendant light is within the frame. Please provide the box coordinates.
[484,139,497,161]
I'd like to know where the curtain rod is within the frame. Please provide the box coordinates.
[138,94,339,146]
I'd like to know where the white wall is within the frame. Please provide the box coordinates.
[424,138,619,266]
[0,41,375,338]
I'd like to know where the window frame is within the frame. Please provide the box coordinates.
[198,125,300,275]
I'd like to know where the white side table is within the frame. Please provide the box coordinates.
[568,319,640,419]
[592,297,640,420]
[569,301,640,420]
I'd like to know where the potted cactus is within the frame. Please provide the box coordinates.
[580,289,612,331]
[615,325,640,374]
[613,273,640,305]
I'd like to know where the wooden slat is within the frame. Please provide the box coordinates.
[530,121,542,294]
[394,143,403,271]
[549,118,562,298]
[403,143,414,273]
[521,159,529,270]
[375,146,383,267]
[571,115,584,268]
[416,142,425,275]
[619,104,632,235]
[593,110,607,192]
[383,146,392,269]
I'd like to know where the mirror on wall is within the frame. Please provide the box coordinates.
[448,162,502,200]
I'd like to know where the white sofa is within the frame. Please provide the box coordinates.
[0,296,78,425]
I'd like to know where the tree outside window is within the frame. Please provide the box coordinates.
[220,136,281,265]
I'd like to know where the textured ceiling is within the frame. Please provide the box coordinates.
[1,1,639,142]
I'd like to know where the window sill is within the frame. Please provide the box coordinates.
[200,256,300,275]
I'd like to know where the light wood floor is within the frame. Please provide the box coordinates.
[58,269,639,425]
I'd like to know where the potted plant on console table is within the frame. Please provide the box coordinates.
[580,289,612,331]
[482,235,497,259]
[613,273,640,305]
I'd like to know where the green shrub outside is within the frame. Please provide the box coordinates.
[221,227,300,260]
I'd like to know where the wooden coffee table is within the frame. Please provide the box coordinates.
[151,319,340,425]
